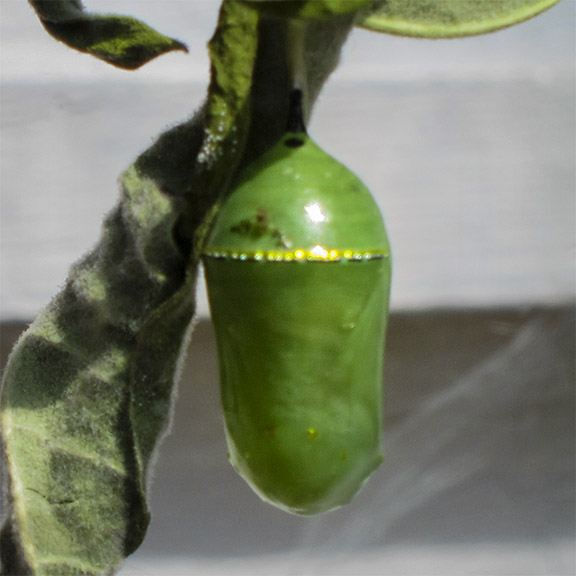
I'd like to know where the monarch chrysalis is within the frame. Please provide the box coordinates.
[202,92,391,515]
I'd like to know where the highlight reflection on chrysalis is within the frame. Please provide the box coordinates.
[202,90,392,515]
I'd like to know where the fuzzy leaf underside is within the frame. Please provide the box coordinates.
[0,166,191,575]
[28,0,187,69]
[358,0,562,38]
[0,4,259,575]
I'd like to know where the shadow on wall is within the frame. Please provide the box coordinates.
[1,307,574,563]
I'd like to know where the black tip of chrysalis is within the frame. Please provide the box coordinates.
[286,89,307,135]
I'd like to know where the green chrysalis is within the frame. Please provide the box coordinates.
[202,91,391,515]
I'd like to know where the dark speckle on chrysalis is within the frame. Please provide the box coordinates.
[202,88,392,515]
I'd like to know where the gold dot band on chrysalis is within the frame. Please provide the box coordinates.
[203,246,390,262]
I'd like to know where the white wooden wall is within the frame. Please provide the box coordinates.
[1,0,574,320]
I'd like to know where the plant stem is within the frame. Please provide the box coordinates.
[287,19,309,114]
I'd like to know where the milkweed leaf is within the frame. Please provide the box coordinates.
[357,0,562,38]
[0,160,192,576]
[28,0,188,69]
[0,4,258,574]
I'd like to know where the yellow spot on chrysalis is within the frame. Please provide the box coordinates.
[307,428,318,440]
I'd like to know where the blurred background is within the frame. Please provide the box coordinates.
[1,1,574,574]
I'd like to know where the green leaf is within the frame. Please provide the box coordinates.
[29,0,187,70]
[0,163,191,575]
[357,0,563,38]
[0,3,260,574]
[242,0,375,19]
